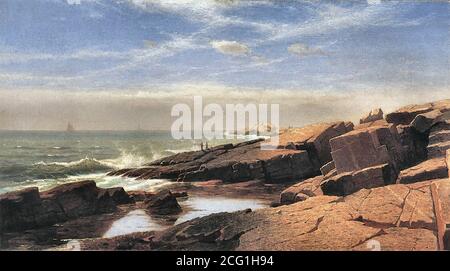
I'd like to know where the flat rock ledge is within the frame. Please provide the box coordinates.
[108,122,354,183]
[80,179,450,251]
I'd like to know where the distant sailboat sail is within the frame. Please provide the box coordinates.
[66,122,75,132]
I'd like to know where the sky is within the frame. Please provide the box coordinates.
[0,0,449,130]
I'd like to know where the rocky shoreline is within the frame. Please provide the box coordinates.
[0,180,287,250]
[1,99,449,251]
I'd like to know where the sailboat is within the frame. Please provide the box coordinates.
[66,122,75,132]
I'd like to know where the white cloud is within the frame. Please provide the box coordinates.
[210,40,250,56]
[0,49,129,64]
[129,0,229,21]
[67,0,81,5]
[0,35,207,87]
[262,3,415,43]
[367,0,382,5]
[130,1,413,46]
[128,0,275,33]
[288,43,326,57]
[130,0,224,10]
[128,0,255,15]
[66,0,99,5]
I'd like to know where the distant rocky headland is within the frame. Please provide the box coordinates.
[1,99,449,251]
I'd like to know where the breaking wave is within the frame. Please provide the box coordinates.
[100,151,149,169]
[31,151,149,177]
[32,158,114,176]
[0,151,150,183]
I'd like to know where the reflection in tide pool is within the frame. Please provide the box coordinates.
[176,197,266,225]
[103,210,165,238]
[103,197,266,238]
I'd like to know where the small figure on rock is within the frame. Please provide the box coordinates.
[360,108,384,124]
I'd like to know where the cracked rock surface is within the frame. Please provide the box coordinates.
[80,179,449,251]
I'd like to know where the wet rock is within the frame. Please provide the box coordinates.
[270,201,283,208]
[172,191,188,198]
[0,181,122,233]
[103,187,134,205]
[279,176,324,205]
[144,190,182,215]
[0,188,43,232]
[128,191,154,202]
[397,158,448,184]
[360,108,383,124]
[40,181,116,219]
[193,180,224,187]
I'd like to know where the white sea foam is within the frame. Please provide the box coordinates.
[100,151,148,169]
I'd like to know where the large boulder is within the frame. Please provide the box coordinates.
[40,181,116,219]
[360,108,383,124]
[276,122,354,167]
[329,126,404,174]
[103,187,135,205]
[0,188,43,232]
[278,100,450,200]
[144,190,182,215]
[320,163,395,196]
[385,100,450,162]
[411,110,450,133]
[0,181,129,233]
[386,100,450,126]
[397,158,448,184]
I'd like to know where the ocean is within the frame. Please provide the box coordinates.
[0,130,243,194]
[0,130,268,238]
